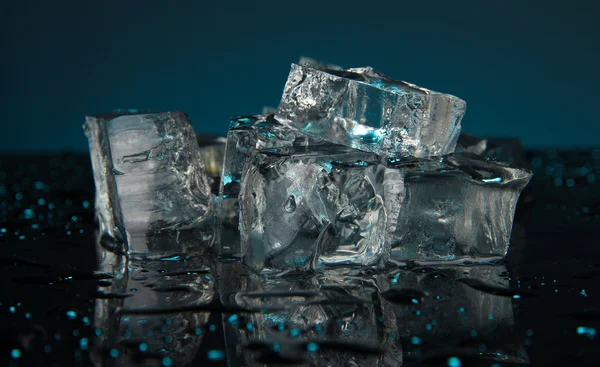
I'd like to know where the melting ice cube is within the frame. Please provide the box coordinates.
[84,111,213,255]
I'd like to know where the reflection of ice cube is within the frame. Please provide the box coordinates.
[390,154,532,263]
[220,265,399,367]
[92,255,214,367]
[84,111,213,255]
[239,145,398,273]
[276,64,466,158]
[378,265,528,364]
[217,115,320,258]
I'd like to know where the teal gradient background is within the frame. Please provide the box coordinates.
[1,0,598,152]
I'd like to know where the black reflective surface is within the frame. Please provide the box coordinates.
[1,150,599,366]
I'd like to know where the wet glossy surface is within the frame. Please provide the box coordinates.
[1,150,599,366]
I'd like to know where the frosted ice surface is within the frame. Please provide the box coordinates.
[276,64,466,158]
[84,111,213,255]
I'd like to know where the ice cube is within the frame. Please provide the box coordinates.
[275,64,466,158]
[217,114,320,258]
[84,111,213,255]
[389,154,532,263]
[378,265,528,363]
[239,145,399,272]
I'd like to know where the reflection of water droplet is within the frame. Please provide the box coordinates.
[284,195,296,213]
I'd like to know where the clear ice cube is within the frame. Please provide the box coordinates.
[217,114,320,257]
[389,154,532,263]
[275,63,466,158]
[84,111,213,255]
[239,145,399,272]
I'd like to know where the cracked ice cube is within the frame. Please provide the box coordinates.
[275,64,466,158]
[84,111,213,255]
[239,145,398,272]
[389,154,532,263]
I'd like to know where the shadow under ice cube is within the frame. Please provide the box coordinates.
[84,111,213,255]
[239,146,397,273]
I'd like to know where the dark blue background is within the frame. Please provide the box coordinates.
[1,0,598,152]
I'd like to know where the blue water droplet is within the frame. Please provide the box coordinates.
[209,324,216,332]
[79,338,88,350]
[139,343,148,352]
[290,329,301,337]
[110,349,119,358]
[227,314,239,325]
[9,306,15,313]
[447,356,461,367]
[577,326,597,339]
[307,342,319,352]
[11,349,21,359]
[66,310,77,320]
[411,336,421,345]
[162,356,173,366]
[207,350,224,360]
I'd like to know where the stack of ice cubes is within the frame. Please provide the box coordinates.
[85,61,532,275]
[224,62,532,273]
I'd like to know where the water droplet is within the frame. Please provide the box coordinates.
[66,310,77,320]
[11,349,21,359]
[162,357,173,367]
[139,343,148,352]
[447,356,461,367]
[411,336,421,345]
[284,195,296,213]
[207,350,224,360]
[227,314,239,325]
[110,348,119,358]
[307,342,319,352]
